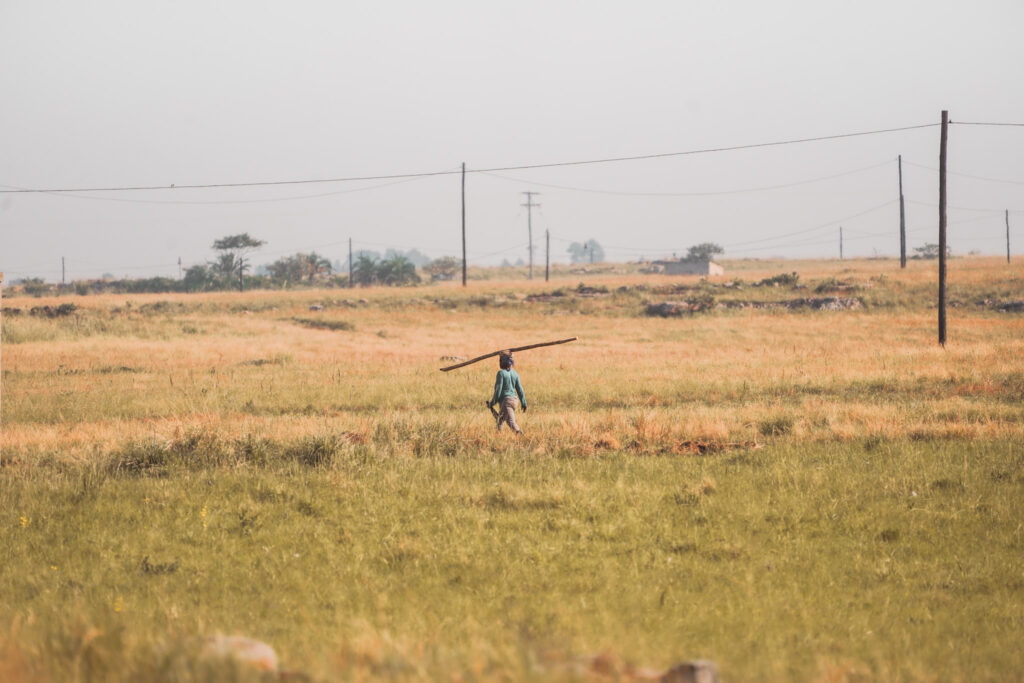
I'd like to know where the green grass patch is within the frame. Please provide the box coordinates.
[2,438,1022,680]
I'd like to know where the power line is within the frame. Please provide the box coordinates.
[901,160,1024,186]
[479,159,895,197]
[950,121,1024,127]
[723,200,896,248]
[0,175,435,205]
[0,122,939,195]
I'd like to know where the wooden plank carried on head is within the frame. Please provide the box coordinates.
[439,336,578,372]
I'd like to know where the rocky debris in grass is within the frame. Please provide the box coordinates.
[309,304,324,311]
[199,635,282,674]
[566,653,719,682]
[711,297,864,311]
[982,299,1024,312]
[575,283,609,297]
[674,440,760,455]
[646,301,702,316]
[525,290,569,303]
[289,317,355,331]
[29,303,78,317]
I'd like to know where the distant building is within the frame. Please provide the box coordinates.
[651,259,725,276]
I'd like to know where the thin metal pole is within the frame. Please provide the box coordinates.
[938,110,948,347]
[461,162,467,287]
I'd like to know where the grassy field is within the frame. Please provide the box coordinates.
[2,257,1023,681]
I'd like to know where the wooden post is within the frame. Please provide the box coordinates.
[899,155,907,268]
[521,192,540,279]
[440,336,578,372]
[348,238,353,288]
[1,271,4,463]
[461,162,467,287]
[1007,210,1012,264]
[938,110,948,347]
[545,229,550,282]
[839,227,844,260]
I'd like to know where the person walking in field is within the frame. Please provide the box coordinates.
[489,351,527,433]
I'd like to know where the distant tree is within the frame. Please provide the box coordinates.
[377,255,421,286]
[211,233,266,290]
[425,256,461,281]
[567,239,605,264]
[385,248,431,268]
[183,265,216,292]
[302,252,332,284]
[20,277,50,297]
[266,254,306,285]
[685,242,724,261]
[912,243,951,260]
[351,254,378,287]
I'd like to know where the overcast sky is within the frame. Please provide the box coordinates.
[2,0,1022,281]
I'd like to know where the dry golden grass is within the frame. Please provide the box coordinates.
[4,257,1023,461]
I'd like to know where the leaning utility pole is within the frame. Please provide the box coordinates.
[898,154,907,268]
[938,110,949,347]
[461,162,467,287]
[521,192,540,279]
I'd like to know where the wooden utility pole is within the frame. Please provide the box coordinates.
[348,238,353,288]
[839,227,844,260]
[545,229,550,282]
[1007,210,1012,264]
[1,272,4,463]
[521,192,540,279]
[61,257,66,285]
[899,155,907,268]
[461,163,467,287]
[938,110,949,347]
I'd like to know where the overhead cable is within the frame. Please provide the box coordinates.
[0,122,939,195]
[478,159,894,197]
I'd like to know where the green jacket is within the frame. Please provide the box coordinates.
[490,369,526,409]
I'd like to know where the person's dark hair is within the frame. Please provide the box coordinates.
[499,352,513,370]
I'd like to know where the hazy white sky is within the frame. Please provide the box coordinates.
[2,0,1022,281]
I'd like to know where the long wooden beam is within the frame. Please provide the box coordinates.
[439,336,578,372]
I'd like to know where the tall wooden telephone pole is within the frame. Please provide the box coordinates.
[938,110,949,347]
[898,155,907,268]
[461,163,468,287]
[521,192,540,279]
[545,229,550,282]
[1007,210,1012,264]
